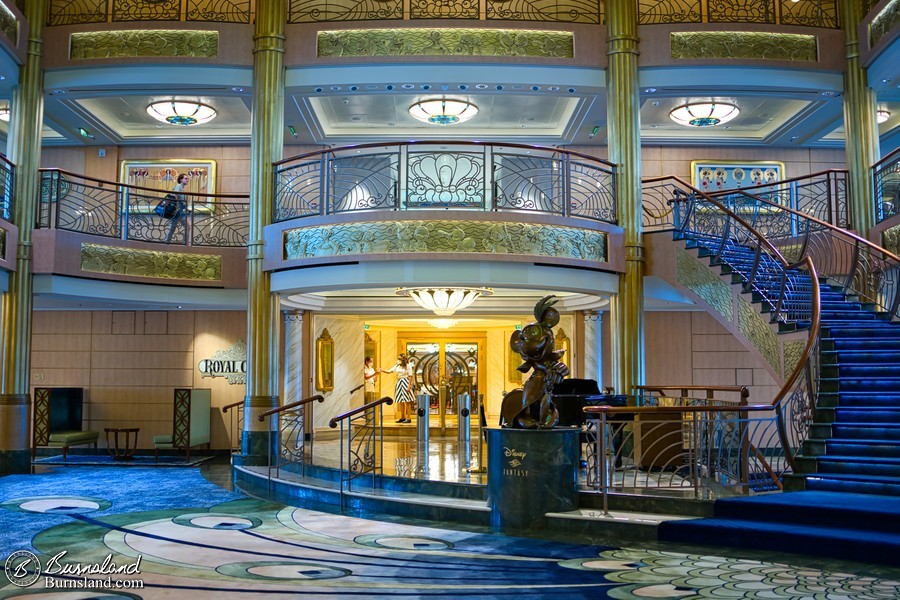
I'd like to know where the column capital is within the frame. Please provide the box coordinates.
[284,310,305,323]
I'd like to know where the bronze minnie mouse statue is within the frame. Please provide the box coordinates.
[501,295,569,429]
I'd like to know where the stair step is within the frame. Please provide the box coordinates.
[827,339,900,351]
[826,440,900,458]
[814,455,900,477]
[801,473,900,496]
[831,424,900,441]
[837,365,900,377]
[833,378,900,393]
[820,350,900,364]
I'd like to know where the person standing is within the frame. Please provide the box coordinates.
[363,356,382,404]
[385,353,415,423]
[165,173,189,243]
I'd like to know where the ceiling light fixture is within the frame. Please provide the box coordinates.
[396,287,492,316]
[429,318,458,329]
[877,110,891,124]
[408,99,478,125]
[146,100,217,126]
[669,102,740,127]
[0,107,8,122]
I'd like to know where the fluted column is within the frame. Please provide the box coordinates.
[606,0,645,396]
[283,310,305,406]
[0,0,47,474]
[241,0,286,463]
[841,0,879,237]
[583,311,602,385]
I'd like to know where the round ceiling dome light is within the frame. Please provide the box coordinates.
[669,102,740,127]
[409,99,478,125]
[146,101,217,126]
[877,110,891,124]
[0,107,9,122]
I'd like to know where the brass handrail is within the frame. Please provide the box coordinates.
[705,168,849,196]
[37,167,250,200]
[585,404,774,415]
[349,382,365,395]
[872,146,900,172]
[276,140,617,170]
[222,400,244,413]
[329,396,393,428]
[634,385,750,404]
[258,394,325,421]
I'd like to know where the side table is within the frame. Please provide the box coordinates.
[105,428,140,461]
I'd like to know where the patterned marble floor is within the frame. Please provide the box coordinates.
[2,466,899,599]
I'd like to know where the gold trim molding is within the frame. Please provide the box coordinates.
[70,30,219,59]
[671,31,817,61]
[81,243,222,281]
[284,220,607,262]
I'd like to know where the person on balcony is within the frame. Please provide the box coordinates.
[385,354,415,423]
[165,173,189,243]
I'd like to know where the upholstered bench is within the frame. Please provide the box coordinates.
[47,430,99,461]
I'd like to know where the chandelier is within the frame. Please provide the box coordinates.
[409,99,478,125]
[397,287,492,316]
[146,100,217,126]
[669,102,740,127]
[877,110,891,124]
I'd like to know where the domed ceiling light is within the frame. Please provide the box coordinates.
[0,107,9,122]
[669,102,740,127]
[409,99,478,125]
[396,287,492,316]
[877,110,891,124]
[146,101,217,126]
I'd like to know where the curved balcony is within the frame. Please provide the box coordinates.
[274,141,617,224]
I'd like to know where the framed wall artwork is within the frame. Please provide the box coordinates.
[691,160,785,193]
[120,159,216,212]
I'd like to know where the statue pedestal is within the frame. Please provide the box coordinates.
[486,427,580,531]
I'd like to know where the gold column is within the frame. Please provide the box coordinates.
[840,0,879,237]
[241,0,286,462]
[0,0,47,473]
[606,0,645,396]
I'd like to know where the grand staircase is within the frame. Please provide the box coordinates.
[658,230,900,565]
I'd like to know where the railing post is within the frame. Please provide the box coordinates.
[600,412,609,515]
[339,420,345,507]
[320,152,329,216]
[691,411,700,497]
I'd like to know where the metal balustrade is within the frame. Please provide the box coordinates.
[328,396,394,505]
[258,395,326,489]
[274,142,617,225]
[38,169,250,247]
[874,148,900,224]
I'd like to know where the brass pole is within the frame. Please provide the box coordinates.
[240,0,286,464]
[840,0,879,237]
[606,0,645,397]
[0,0,48,474]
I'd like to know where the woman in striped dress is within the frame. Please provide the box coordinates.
[386,353,415,423]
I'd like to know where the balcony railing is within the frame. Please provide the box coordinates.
[0,154,14,223]
[38,169,250,247]
[874,147,900,224]
[274,141,617,225]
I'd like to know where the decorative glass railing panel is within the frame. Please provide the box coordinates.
[276,142,617,225]
[638,0,837,27]
[0,155,14,223]
[407,149,485,209]
[874,150,900,224]
[41,171,123,238]
[329,151,400,213]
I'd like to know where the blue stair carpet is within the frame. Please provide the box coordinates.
[658,491,900,566]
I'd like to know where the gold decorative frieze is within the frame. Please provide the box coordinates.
[871,0,900,48]
[284,220,606,262]
[0,2,16,45]
[317,28,573,58]
[883,223,900,256]
[81,244,222,281]
[738,297,781,377]
[676,248,733,321]
[70,30,218,60]
[671,32,817,62]
[782,339,806,377]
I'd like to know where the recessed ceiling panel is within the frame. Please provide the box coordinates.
[307,93,582,138]
[72,96,251,139]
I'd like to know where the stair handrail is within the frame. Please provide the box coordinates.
[666,178,823,475]
[633,384,750,405]
[257,394,325,421]
[771,256,821,471]
[329,395,393,428]
[719,185,900,320]
[221,400,244,413]
[329,395,394,505]
[222,399,244,453]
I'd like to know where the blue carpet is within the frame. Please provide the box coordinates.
[33,454,214,467]
[0,466,242,557]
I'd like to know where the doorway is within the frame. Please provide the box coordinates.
[400,332,485,435]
